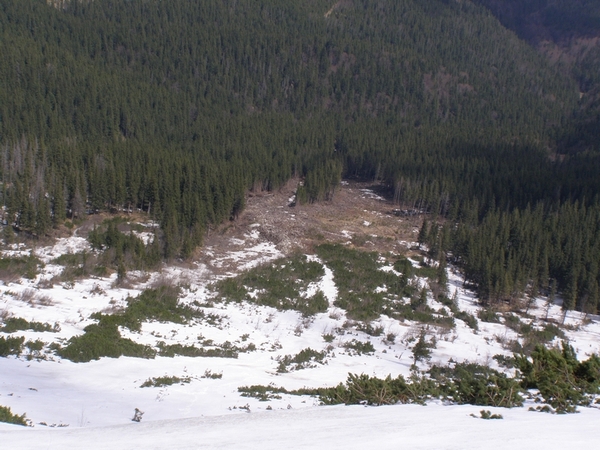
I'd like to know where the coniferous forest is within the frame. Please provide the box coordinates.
[1,0,600,314]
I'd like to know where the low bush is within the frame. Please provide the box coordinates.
[515,343,600,413]
[356,323,384,337]
[319,373,436,406]
[314,363,523,408]
[454,310,478,331]
[0,405,29,426]
[51,252,95,281]
[58,318,155,362]
[238,385,289,401]
[214,254,327,316]
[316,244,414,321]
[87,219,161,272]
[510,323,567,355]
[238,384,321,401]
[321,373,410,406]
[503,314,522,332]
[342,339,375,355]
[277,348,327,373]
[201,369,223,379]
[0,255,41,281]
[322,333,335,343]
[278,343,599,414]
[58,286,215,362]
[493,354,516,369]
[156,341,254,359]
[478,309,501,323]
[1,317,58,333]
[140,376,191,388]
[475,410,503,420]
[24,339,46,360]
[429,363,523,408]
[0,336,24,357]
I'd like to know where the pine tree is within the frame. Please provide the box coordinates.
[412,329,433,366]
[436,257,448,299]
[418,219,429,249]
[545,279,557,320]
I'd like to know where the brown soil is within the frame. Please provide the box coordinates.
[197,178,423,269]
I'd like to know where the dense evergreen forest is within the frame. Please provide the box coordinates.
[1,0,599,313]
[473,0,600,154]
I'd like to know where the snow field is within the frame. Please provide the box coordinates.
[1,225,600,448]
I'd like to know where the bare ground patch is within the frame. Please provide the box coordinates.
[197,179,422,274]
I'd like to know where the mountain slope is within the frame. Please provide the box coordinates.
[0,0,578,248]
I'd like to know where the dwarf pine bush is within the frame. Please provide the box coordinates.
[215,254,327,316]
[1,317,57,333]
[310,343,600,413]
[0,405,29,426]
[140,376,191,388]
[429,362,523,408]
[277,348,327,373]
[57,286,215,362]
[0,335,24,357]
[516,343,600,413]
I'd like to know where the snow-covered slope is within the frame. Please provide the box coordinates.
[1,194,600,448]
[2,402,599,450]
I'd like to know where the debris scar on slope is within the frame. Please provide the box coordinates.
[197,179,421,276]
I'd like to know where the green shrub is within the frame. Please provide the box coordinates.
[57,286,217,362]
[158,342,239,358]
[277,348,327,373]
[0,405,29,426]
[318,373,436,406]
[515,343,600,413]
[393,257,414,282]
[454,310,478,330]
[476,410,503,419]
[429,362,524,408]
[238,384,321,401]
[478,309,501,323]
[298,291,329,317]
[24,339,46,360]
[1,317,57,333]
[316,244,413,321]
[322,333,335,343]
[493,354,516,369]
[52,251,94,281]
[436,294,454,309]
[238,385,289,401]
[503,314,522,332]
[58,319,155,362]
[201,369,223,379]
[342,339,375,355]
[0,336,24,357]
[216,278,247,302]
[415,265,437,281]
[214,254,327,315]
[411,330,435,365]
[307,364,522,408]
[357,323,384,337]
[0,255,42,280]
[511,323,567,355]
[140,375,191,388]
[279,346,598,413]
[124,286,194,326]
[87,219,161,271]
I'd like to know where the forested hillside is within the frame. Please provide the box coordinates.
[1,0,599,314]
[473,0,600,154]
